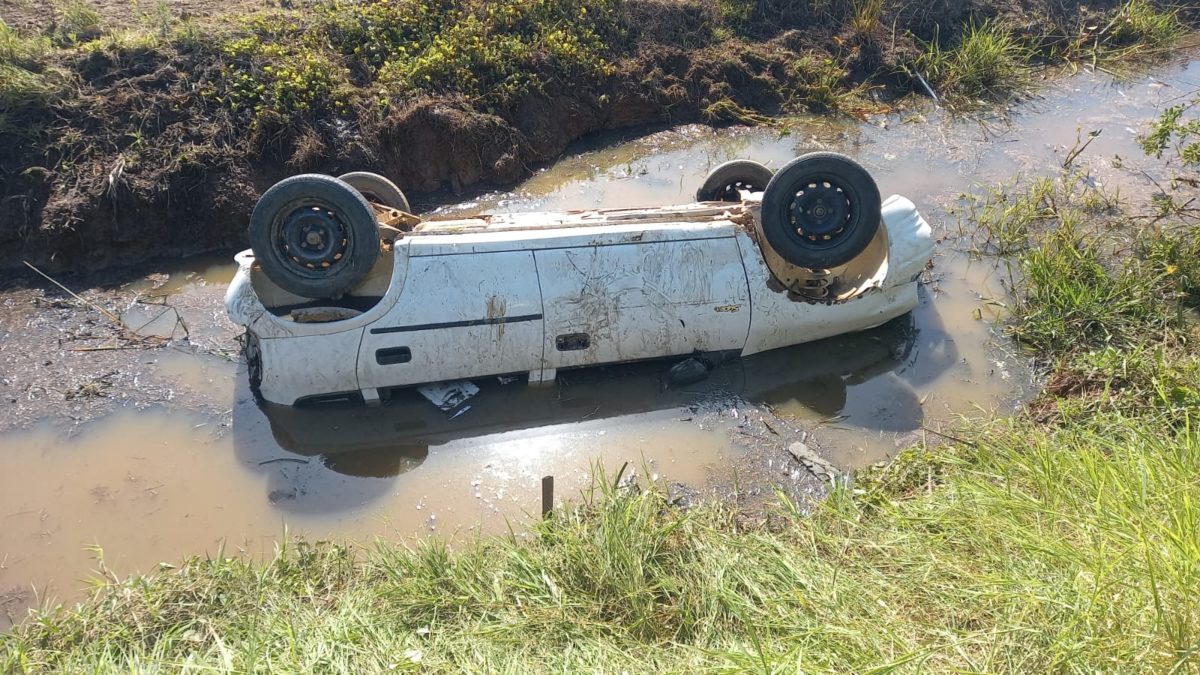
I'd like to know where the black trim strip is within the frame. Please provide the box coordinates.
[370,313,543,335]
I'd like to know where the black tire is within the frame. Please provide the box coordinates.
[249,174,380,299]
[760,152,881,269]
[338,171,411,212]
[695,160,774,202]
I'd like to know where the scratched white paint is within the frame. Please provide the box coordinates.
[536,237,750,369]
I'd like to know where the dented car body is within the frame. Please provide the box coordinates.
[226,194,934,406]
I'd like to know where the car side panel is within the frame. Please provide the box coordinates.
[258,330,366,405]
[535,237,751,370]
[357,251,545,391]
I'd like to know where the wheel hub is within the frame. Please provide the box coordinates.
[280,205,349,270]
[788,181,852,242]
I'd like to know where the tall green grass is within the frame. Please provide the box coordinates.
[916,21,1030,102]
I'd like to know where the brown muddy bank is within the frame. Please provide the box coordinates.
[0,0,1187,275]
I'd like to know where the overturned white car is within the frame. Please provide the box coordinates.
[225,153,934,406]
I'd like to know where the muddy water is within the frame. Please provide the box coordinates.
[3,56,1198,628]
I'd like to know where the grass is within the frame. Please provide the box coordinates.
[0,19,64,133]
[962,169,1196,359]
[1097,0,1182,53]
[50,0,103,46]
[849,0,884,36]
[915,21,1030,103]
[3,411,1198,672]
[958,149,1200,424]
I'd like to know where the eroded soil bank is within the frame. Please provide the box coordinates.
[1,0,1195,273]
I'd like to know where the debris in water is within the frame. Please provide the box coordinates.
[417,380,480,411]
[666,357,710,388]
[787,441,838,480]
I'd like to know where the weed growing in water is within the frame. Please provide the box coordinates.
[1143,95,1200,167]
[960,171,1118,256]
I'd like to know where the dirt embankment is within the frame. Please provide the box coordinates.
[0,0,1182,274]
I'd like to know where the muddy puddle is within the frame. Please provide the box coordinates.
[3,55,1198,629]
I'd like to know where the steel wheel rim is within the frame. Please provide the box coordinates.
[787,179,854,248]
[274,201,351,277]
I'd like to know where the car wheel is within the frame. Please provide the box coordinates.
[695,160,774,202]
[249,174,381,299]
[338,171,411,212]
[760,152,881,269]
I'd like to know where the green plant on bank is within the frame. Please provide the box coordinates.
[0,19,64,132]
[4,416,1199,673]
[715,0,757,36]
[136,0,178,39]
[975,160,1200,422]
[1055,0,1182,66]
[849,0,884,36]
[214,35,353,132]
[1012,219,1186,355]
[50,0,103,46]
[915,20,1029,102]
[787,51,852,111]
[203,0,623,129]
[364,0,622,102]
[1102,0,1181,52]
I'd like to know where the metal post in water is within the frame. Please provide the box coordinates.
[541,475,554,518]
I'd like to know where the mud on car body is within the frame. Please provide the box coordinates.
[226,154,934,406]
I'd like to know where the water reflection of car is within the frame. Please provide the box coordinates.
[253,310,952,477]
[225,154,935,407]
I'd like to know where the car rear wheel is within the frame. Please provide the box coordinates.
[338,171,411,212]
[759,152,881,270]
[696,160,774,202]
[249,174,381,299]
